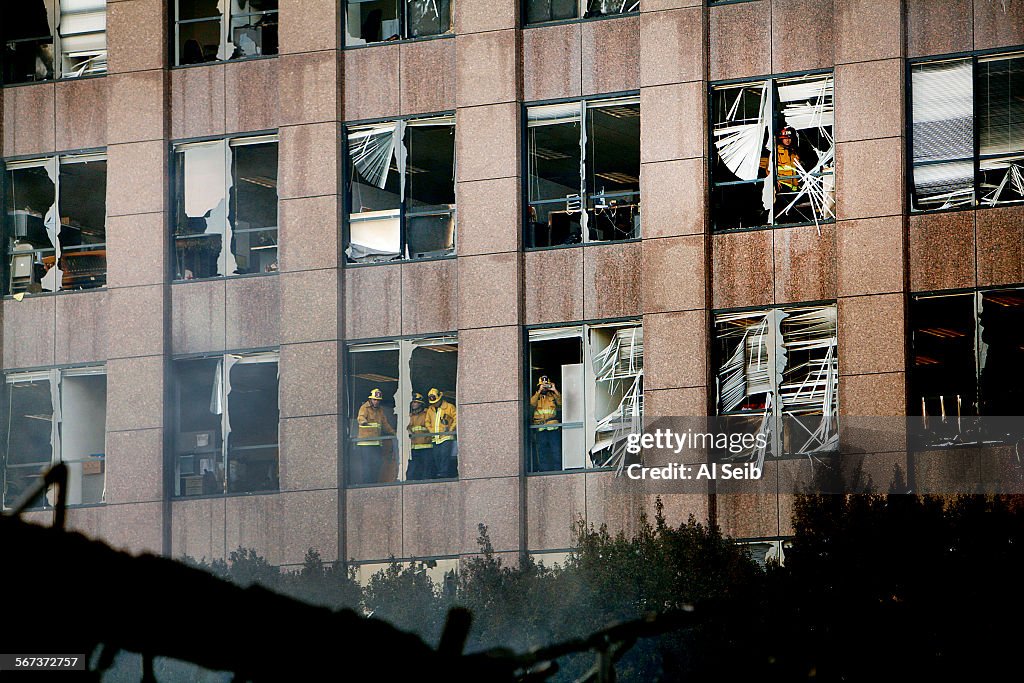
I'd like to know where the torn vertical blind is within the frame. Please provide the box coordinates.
[977,54,1024,206]
[59,0,107,77]
[715,306,838,465]
[713,82,770,183]
[779,306,839,456]
[774,74,835,227]
[911,59,975,209]
[349,123,402,190]
[589,325,643,471]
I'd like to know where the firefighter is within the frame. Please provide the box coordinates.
[425,388,458,478]
[355,388,395,484]
[530,375,562,472]
[406,391,432,481]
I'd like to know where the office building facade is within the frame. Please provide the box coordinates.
[3,1,1024,572]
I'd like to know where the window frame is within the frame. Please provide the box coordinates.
[708,70,836,233]
[170,132,280,283]
[907,48,1024,214]
[1,0,109,85]
[522,0,640,29]
[344,334,459,488]
[171,349,281,499]
[523,94,642,250]
[343,113,457,266]
[173,0,279,67]
[4,150,108,297]
[711,302,839,463]
[908,285,1024,447]
[343,0,454,48]
[2,364,107,510]
[524,318,644,475]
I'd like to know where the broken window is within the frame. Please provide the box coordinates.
[525,1,639,26]
[2,367,107,510]
[353,557,458,589]
[346,337,458,485]
[175,0,278,65]
[1,1,107,84]
[346,116,455,263]
[526,97,641,248]
[173,351,279,497]
[739,539,791,568]
[711,73,835,231]
[910,52,1024,211]
[527,321,643,473]
[344,1,452,46]
[5,153,107,295]
[909,288,1024,444]
[173,135,279,280]
[713,305,838,470]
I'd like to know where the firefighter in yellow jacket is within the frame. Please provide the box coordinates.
[531,375,562,472]
[355,388,395,484]
[406,392,432,480]
[425,388,458,478]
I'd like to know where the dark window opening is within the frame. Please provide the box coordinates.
[173,136,278,280]
[711,74,835,231]
[345,0,451,46]
[346,117,455,263]
[5,154,107,295]
[910,289,1024,446]
[527,98,640,248]
[346,338,458,486]
[2,1,107,84]
[525,0,638,26]
[174,352,279,497]
[176,0,278,66]
[527,323,642,473]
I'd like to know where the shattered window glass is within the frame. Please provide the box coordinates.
[909,288,1024,444]
[527,97,640,248]
[2,367,107,510]
[527,321,643,474]
[711,74,835,231]
[977,54,1024,207]
[714,305,838,467]
[345,115,455,263]
[5,153,107,295]
[176,0,278,65]
[345,0,452,46]
[911,51,1024,211]
[173,352,279,497]
[525,0,639,26]
[2,1,107,83]
[346,337,459,486]
[173,135,278,280]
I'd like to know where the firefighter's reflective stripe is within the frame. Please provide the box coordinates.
[357,421,382,446]
[536,407,558,431]
[429,402,457,444]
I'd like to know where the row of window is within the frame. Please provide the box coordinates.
[1,0,647,85]
[6,289,1020,508]
[2,52,1021,293]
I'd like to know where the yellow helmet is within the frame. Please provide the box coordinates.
[411,391,425,404]
[538,375,551,386]
[427,388,442,404]
[368,388,383,400]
